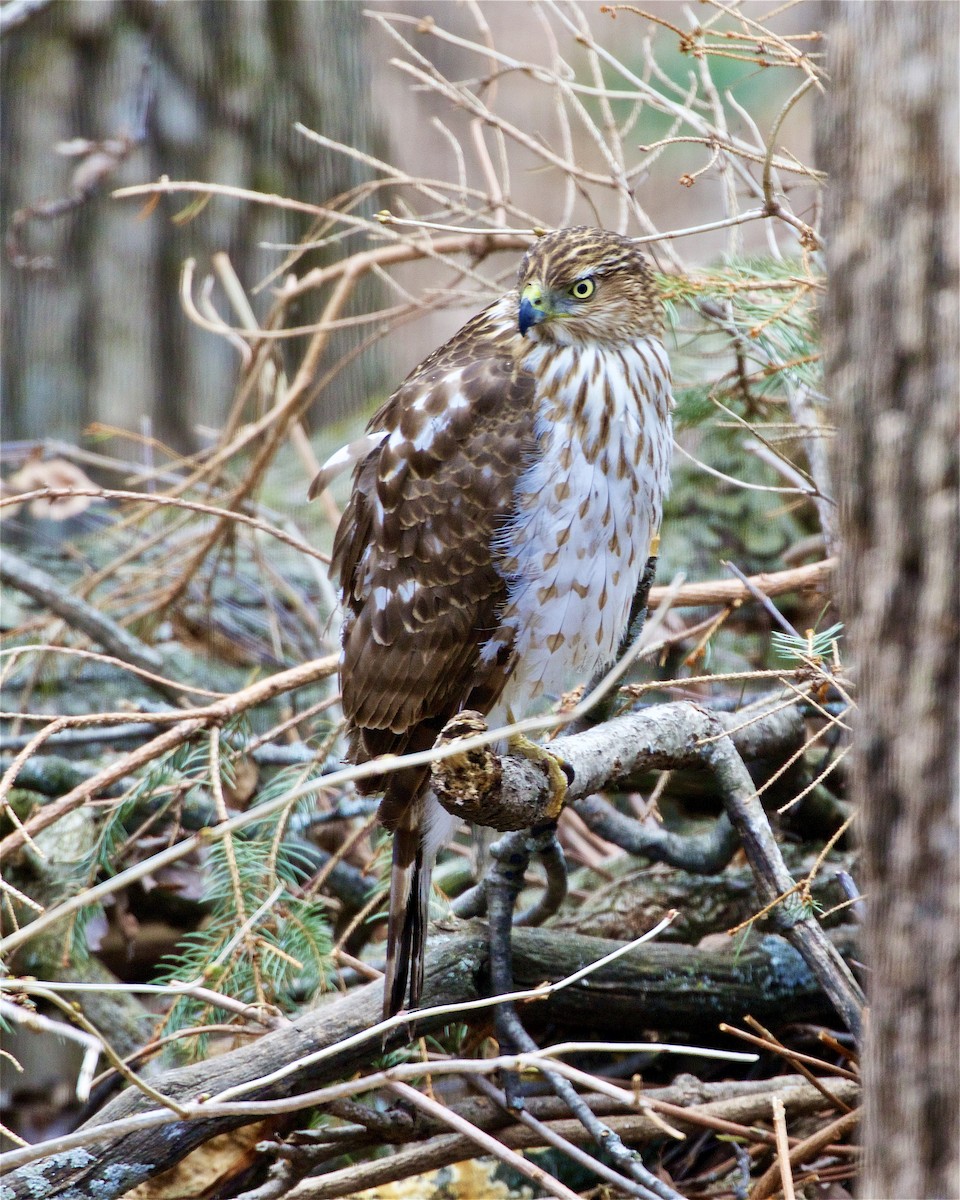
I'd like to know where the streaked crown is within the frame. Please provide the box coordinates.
[517,226,662,345]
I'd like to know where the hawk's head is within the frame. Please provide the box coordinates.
[517,226,662,347]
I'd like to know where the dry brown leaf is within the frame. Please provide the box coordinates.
[6,456,99,520]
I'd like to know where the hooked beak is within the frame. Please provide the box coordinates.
[518,282,548,336]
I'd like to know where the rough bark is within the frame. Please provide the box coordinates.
[553,855,855,945]
[819,4,960,1197]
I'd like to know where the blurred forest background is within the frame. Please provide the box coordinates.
[2,3,955,1199]
[2,0,382,447]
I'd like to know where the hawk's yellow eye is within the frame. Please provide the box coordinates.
[569,278,595,300]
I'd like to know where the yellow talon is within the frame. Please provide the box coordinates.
[507,732,569,820]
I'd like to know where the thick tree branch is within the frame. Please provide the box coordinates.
[432,699,864,1038]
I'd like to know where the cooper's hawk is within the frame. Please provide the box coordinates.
[315,227,673,1016]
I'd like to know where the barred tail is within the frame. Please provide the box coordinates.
[380,768,460,1020]
[383,798,431,1019]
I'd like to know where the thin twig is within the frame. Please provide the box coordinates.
[0,486,331,564]
[771,1095,798,1200]
[0,653,338,872]
[387,1080,582,1200]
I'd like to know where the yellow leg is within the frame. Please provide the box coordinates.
[507,723,569,820]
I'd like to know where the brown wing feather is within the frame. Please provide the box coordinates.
[332,312,534,795]
[332,310,533,1016]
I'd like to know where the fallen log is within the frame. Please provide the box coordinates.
[2,924,856,1199]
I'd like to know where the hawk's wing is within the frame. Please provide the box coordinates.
[332,312,535,825]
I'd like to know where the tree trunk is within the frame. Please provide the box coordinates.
[0,0,384,451]
[819,4,960,1197]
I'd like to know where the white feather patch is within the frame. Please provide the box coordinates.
[308,431,388,499]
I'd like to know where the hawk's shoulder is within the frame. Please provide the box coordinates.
[367,292,523,431]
